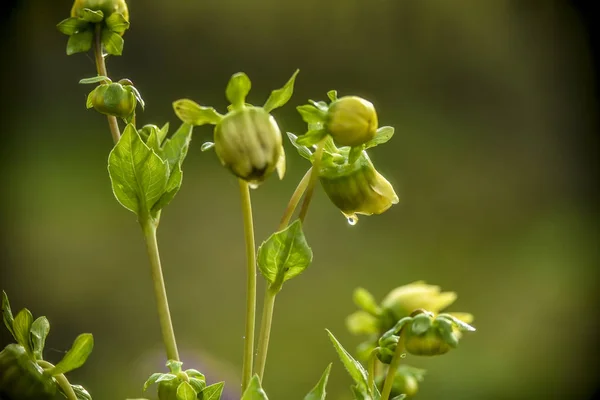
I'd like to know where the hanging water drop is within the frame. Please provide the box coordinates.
[347,216,358,226]
[248,182,260,190]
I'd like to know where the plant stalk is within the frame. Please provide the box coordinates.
[254,287,277,380]
[141,217,180,361]
[93,23,121,144]
[278,167,312,230]
[298,140,325,222]
[381,339,405,400]
[239,180,257,392]
[38,360,77,400]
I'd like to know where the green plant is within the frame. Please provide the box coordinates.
[0,1,476,399]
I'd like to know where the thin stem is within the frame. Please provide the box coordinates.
[367,350,377,394]
[381,338,405,400]
[37,360,77,400]
[298,140,325,222]
[93,23,121,144]
[254,287,277,380]
[278,167,313,230]
[141,217,180,361]
[239,180,256,392]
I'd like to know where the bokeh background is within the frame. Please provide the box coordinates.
[0,0,598,399]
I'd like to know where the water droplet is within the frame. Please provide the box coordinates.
[347,216,358,226]
[249,182,259,190]
[242,336,246,339]
[400,353,407,358]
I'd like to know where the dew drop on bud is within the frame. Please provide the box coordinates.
[400,353,407,358]
[347,216,358,226]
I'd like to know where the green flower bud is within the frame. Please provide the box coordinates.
[403,312,474,356]
[157,379,179,400]
[325,96,378,147]
[89,82,136,119]
[381,281,458,320]
[71,0,129,21]
[0,344,57,400]
[318,151,398,223]
[214,106,285,185]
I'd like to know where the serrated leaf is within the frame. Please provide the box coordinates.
[71,385,92,400]
[326,329,368,390]
[1,291,16,340]
[108,124,169,216]
[66,29,93,55]
[79,76,111,85]
[296,129,327,147]
[241,375,268,400]
[225,72,252,110]
[143,373,163,391]
[199,382,224,400]
[263,69,299,113]
[327,90,338,102]
[173,99,223,126]
[13,309,33,355]
[79,8,104,23]
[304,363,332,400]
[30,316,50,360]
[297,104,325,124]
[105,12,130,34]
[257,220,313,290]
[286,132,313,161]
[177,381,197,400]
[50,333,93,375]
[364,126,394,149]
[102,28,124,56]
[201,142,215,152]
[56,17,89,35]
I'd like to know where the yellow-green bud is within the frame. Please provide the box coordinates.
[214,107,285,185]
[0,344,57,400]
[326,96,378,147]
[90,82,136,119]
[318,152,398,222]
[71,0,129,21]
[381,281,458,320]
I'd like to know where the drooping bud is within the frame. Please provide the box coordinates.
[71,0,129,21]
[0,344,57,400]
[403,311,475,356]
[214,107,285,185]
[82,78,144,121]
[325,96,378,147]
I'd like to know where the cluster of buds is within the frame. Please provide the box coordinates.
[144,360,209,400]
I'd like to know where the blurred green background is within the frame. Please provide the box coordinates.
[0,0,598,399]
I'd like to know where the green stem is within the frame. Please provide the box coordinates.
[367,349,377,394]
[239,180,256,392]
[141,217,180,361]
[254,286,277,380]
[93,23,121,144]
[37,360,77,400]
[298,140,325,223]
[278,167,312,230]
[381,339,405,400]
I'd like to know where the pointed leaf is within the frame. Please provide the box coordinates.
[173,99,223,126]
[79,8,103,23]
[79,76,111,85]
[297,104,326,124]
[1,291,16,340]
[30,316,50,360]
[13,309,33,355]
[105,12,130,34]
[257,220,313,290]
[177,381,197,400]
[199,382,224,400]
[241,375,268,400]
[102,29,124,56]
[263,69,299,112]
[296,129,327,147]
[126,85,145,110]
[326,329,368,389]
[352,288,380,316]
[188,377,206,394]
[143,373,163,391]
[201,142,215,152]
[347,146,364,165]
[156,374,177,383]
[327,90,338,102]
[66,29,93,55]
[185,369,205,380]
[364,126,394,149]
[86,89,96,109]
[286,132,313,161]
[225,72,252,110]
[71,385,92,400]
[160,123,193,171]
[57,17,89,35]
[304,363,332,400]
[108,124,169,216]
[158,123,170,145]
[50,333,93,375]
[151,163,182,213]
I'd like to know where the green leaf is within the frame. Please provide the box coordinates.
[158,123,170,145]
[199,382,224,400]
[327,90,338,102]
[30,316,50,360]
[102,28,124,56]
[151,163,181,213]
[304,363,332,400]
[108,124,169,216]
[352,288,380,316]
[347,145,364,165]
[257,220,313,290]
[145,127,161,152]
[297,104,326,124]
[391,395,406,400]
[156,374,177,383]
[177,381,197,400]
[286,132,312,161]
[50,333,94,375]
[166,360,183,374]
[188,377,206,394]
[71,385,92,400]
[201,142,215,152]
[326,329,368,390]
[86,88,96,109]
[364,126,395,149]
[309,100,329,113]
[160,123,193,171]
[241,375,268,400]
[143,373,163,390]
[410,314,432,336]
[263,69,300,113]
[173,99,223,126]
[66,29,93,55]
[185,369,205,379]
[79,76,111,85]
[56,17,89,35]
[105,12,130,34]
[13,309,33,355]
[1,291,16,340]
[296,129,327,147]
[79,8,104,23]
[225,72,252,110]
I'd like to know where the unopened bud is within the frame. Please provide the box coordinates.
[71,0,129,21]
[326,96,378,147]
